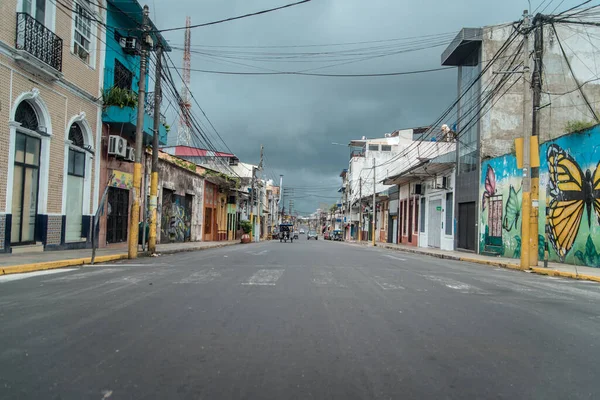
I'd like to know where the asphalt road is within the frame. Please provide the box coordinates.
[2,239,600,400]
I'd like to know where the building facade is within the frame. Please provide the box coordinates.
[97,0,169,247]
[442,21,600,261]
[0,0,107,252]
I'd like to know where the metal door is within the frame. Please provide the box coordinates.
[392,218,398,244]
[428,199,442,248]
[107,187,129,243]
[458,202,476,251]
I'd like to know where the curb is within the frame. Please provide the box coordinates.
[147,241,241,256]
[364,242,599,283]
[0,242,241,276]
[531,267,600,283]
[0,254,128,276]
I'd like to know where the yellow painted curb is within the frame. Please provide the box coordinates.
[531,267,600,283]
[0,253,128,276]
[458,256,523,271]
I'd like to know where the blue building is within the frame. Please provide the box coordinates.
[99,0,170,246]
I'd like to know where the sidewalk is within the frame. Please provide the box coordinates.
[0,241,240,276]
[345,240,600,283]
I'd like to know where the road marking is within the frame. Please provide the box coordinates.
[242,269,284,286]
[248,249,269,256]
[43,268,118,282]
[0,268,78,283]
[313,270,346,287]
[176,269,221,284]
[422,275,487,294]
[373,276,405,290]
[383,255,407,261]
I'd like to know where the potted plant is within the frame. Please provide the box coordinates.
[240,220,252,243]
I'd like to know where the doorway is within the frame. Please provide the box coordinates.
[11,132,41,245]
[106,187,129,243]
[458,201,476,251]
[428,199,442,248]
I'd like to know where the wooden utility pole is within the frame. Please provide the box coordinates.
[520,9,532,270]
[148,45,162,254]
[128,5,150,259]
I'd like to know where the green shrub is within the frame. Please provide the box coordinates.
[102,86,138,109]
[240,220,252,234]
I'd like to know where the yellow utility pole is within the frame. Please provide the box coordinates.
[129,5,150,259]
[148,45,162,254]
[520,9,532,269]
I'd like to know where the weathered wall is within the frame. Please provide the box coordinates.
[145,153,203,244]
[479,23,600,160]
[480,125,600,267]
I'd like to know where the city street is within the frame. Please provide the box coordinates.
[2,239,600,399]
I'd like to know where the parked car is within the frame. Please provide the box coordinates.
[307,231,318,240]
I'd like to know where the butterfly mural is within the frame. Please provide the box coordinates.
[502,184,522,232]
[546,144,600,261]
[482,165,497,211]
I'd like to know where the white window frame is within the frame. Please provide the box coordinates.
[17,0,56,32]
[71,0,97,68]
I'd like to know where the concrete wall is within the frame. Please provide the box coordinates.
[479,124,600,267]
[479,23,600,160]
[149,157,204,244]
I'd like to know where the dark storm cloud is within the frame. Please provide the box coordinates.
[152,0,582,214]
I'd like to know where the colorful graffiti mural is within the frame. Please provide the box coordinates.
[161,190,192,243]
[479,125,600,267]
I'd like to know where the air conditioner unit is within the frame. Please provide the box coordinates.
[125,146,136,162]
[108,135,127,157]
[119,36,139,54]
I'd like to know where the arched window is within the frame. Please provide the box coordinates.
[68,123,85,178]
[69,123,85,148]
[11,101,41,244]
[15,101,39,131]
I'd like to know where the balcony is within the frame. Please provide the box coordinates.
[14,12,63,80]
[102,89,168,145]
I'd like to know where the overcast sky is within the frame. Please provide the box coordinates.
[152,0,582,215]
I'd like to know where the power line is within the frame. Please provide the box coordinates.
[183,66,454,77]
[153,0,313,33]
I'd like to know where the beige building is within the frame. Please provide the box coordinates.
[0,0,105,252]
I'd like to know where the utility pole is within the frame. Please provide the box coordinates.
[258,145,263,241]
[250,166,256,241]
[372,158,376,246]
[128,5,150,259]
[148,45,162,254]
[279,174,283,224]
[520,9,532,270]
[532,13,544,268]
[358,177,362,242]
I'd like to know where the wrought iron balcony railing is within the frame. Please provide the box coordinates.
[15,12,63,72]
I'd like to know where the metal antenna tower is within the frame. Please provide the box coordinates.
[177,16,192,146]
